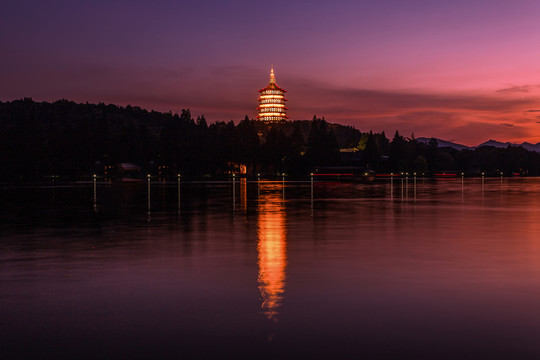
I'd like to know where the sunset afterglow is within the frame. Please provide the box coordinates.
[5,1,540,357]
[2,0,540,144]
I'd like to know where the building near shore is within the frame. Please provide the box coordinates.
[257,66,288,122]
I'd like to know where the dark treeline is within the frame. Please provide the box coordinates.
[363,131,540,175]
[0,99,348,179]
[1,98,540,180]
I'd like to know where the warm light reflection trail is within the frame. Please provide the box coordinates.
[257,186,287,320]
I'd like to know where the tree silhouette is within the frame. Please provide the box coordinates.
[2,99,540,179]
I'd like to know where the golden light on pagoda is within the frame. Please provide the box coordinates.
[257,66,288,122]
[257,187,287,320]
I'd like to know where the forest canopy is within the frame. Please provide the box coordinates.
[1,99,539,180]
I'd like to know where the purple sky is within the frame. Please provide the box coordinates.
[2,0,540,145]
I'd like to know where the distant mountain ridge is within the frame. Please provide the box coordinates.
[416,137,540,153]
[416,137,471,150]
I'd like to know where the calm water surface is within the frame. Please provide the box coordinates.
[2,178,540,359]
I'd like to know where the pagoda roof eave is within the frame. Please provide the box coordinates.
[257,115,290,119]
[258,83,286,92]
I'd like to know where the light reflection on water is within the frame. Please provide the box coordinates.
[3,178,540,358]
[257,185,287,320]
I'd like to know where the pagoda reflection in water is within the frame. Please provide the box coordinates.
[257,184,287,320]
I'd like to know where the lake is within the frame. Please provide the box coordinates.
[2,177,540,359]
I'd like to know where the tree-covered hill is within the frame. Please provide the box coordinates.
[0,99,357,180]
[1,98,540,180]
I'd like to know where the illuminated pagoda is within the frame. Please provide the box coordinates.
[257,66,288,122]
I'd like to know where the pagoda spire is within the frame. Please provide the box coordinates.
[270,65,275,84]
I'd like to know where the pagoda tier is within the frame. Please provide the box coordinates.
[257,67,288,122]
